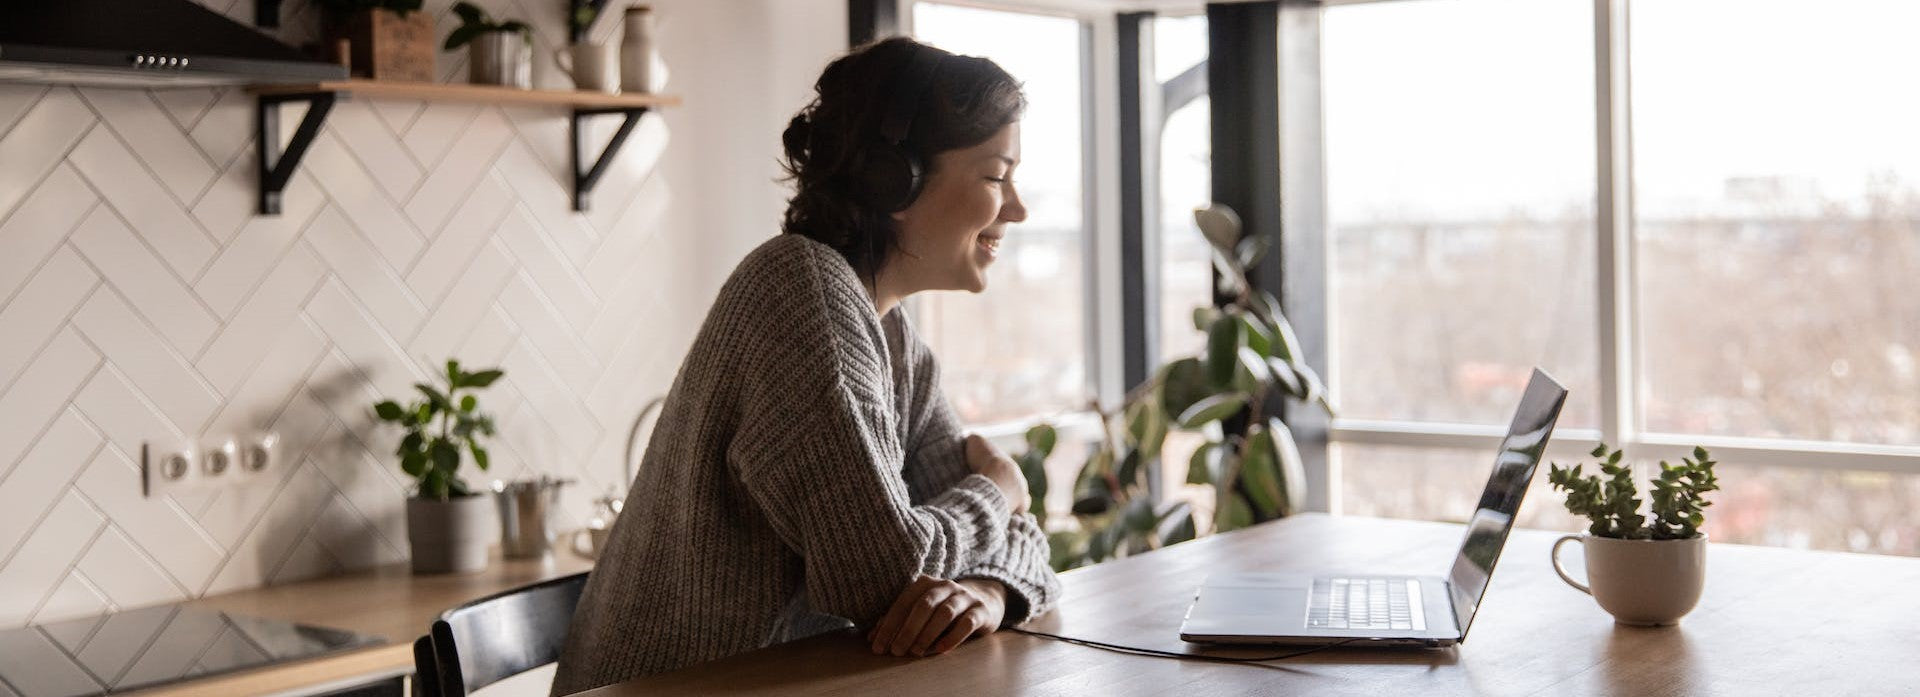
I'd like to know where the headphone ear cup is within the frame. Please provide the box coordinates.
[899,150,926,211]
[859,147,920,213]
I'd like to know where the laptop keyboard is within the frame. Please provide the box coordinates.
[1306,577,1425,631]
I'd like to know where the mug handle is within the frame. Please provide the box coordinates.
[570,528,598,560]
[1551,534,1591,595]
[552,47,574,79]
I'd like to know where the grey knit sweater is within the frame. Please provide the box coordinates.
[549,234,1062,695]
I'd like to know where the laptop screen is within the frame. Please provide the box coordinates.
[1445,368,1567,641]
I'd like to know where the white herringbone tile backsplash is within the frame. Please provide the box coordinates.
[0,0,772,629]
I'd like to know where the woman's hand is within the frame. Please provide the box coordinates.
[965,434,1030,513]
[868,576,1008,657]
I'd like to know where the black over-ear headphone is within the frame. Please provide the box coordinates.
[860,44,946,213]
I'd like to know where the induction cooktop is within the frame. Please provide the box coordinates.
[0,605,383,696]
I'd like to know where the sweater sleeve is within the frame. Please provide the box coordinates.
[895,315,1062,625]
[727,248,1016,627]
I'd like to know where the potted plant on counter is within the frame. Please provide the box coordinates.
[444,2,533,88]
[314,0,434,82]
[1548,444,1721,626]
[375,360,503,574]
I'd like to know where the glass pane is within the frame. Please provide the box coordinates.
[1632,0,1920,446]
[1157,98,1212,366]
[913,4,1088,424]
[1338,443,1920,557]
[1336,443,1589,533]
[1323,0,1599,428]
[1153,14,1208,83]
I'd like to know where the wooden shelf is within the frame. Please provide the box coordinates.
[248,80,678,215]
[248,79,683,110]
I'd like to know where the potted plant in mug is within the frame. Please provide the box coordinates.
[444,2,533,88]
[313,0,434,82]
[1548,444,1720,626]
[374,360,502,574]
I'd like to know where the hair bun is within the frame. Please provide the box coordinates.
[781,113,814,165]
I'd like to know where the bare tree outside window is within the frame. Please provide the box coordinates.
[1324,0,1920,557]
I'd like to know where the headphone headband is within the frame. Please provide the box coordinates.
[880,45,945,146]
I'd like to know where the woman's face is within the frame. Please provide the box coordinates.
[889,122,1027,294]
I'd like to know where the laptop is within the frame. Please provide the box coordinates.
[1179,367,1568,648]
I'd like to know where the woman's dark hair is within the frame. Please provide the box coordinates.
[780,37,1026,281]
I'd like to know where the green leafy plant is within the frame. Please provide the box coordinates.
[568,0,610,44]
[1022,204,1334,572]
[1548,444,1720,540]
[443,2,531,51]
[313,0,423,18]
[374,360,502,501]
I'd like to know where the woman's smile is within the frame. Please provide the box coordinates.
[976,231,1003,262]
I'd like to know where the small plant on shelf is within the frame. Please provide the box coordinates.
[568,0,612,44]
[1548,443,1720,539]
[444,2,531,51]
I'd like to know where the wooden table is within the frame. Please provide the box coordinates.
[129,549,591,696]
[582,514,1920,696]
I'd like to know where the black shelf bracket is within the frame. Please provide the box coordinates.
[257,92,336,215]
[571,106,649,212]
[256,0,283,28]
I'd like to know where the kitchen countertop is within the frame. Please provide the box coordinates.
[126,546,592,696]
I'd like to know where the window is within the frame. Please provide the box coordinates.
[1320,0,1920,557]
[1631,0,1920,447]
[1322,0,1599,429]
[912,3,1091,426]
[1154,14,1213,366]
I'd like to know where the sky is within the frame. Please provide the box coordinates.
[909,0,1920,228]
[1322,0,1920,222]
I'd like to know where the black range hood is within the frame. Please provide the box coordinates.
[0,0,346,88]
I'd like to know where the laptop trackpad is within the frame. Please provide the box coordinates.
[1183,573,1311,636]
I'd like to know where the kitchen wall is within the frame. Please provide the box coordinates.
[0,0,843,628]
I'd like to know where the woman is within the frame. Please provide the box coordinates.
[551,37,1061,694]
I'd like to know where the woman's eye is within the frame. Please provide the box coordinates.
[986,176,1012,184]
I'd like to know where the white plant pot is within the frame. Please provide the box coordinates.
[1552,533,1708,626]
[406,494,494,574]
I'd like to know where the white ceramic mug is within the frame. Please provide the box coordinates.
[1552,533,1707,626]
[555,42,620,94]
[571,524,612,560]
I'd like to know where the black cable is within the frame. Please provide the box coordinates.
[1008,627,1361,665]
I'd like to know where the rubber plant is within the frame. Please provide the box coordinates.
[1021,204,1335,572]
[374,360,502,501]
[1549,444,1720,539]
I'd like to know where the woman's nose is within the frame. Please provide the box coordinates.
[1001,185,1028,223]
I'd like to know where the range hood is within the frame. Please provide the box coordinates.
[0,0,347,88]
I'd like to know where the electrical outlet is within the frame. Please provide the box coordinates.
[203,438,238,481]
[143,443,198,498]
[236,432,279,484]
[143,432,281,497]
